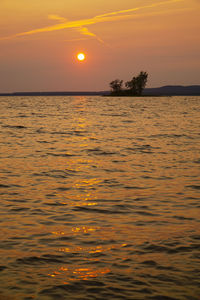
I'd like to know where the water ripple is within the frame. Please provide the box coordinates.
[0,96,200,300]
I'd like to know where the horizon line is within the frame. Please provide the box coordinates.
[0,85,200,97]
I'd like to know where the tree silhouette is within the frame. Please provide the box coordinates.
[125,71,148,96]
[109,79,123,95]
[109,72,148,96]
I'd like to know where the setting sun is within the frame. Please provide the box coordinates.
[77,53,86,61]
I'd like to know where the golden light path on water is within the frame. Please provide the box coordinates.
[0,96,199,299]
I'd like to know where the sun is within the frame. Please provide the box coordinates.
[77,53,86,61]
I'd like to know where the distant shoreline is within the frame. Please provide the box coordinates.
[0,91,106,97]
[0,85,200,97]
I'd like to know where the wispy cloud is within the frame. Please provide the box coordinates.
[0,0,183,42]
[48,13,105,44]
[48,15,68,23]
[76,27,105,44]
[95,0,182,18]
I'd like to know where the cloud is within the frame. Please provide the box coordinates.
[47,14,105,44]
[0,0,183,42]
[48,15,67,23]
[76,27,105,44]
[95,0,182,18]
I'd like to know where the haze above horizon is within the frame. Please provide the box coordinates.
[0,0,199,93]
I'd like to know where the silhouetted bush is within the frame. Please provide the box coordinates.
[109,71,148,96]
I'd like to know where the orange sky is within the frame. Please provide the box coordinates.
[0,0,199,92]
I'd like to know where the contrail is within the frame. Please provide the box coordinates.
[76,27,105,44]
[0,0,183,41]
[95,0,182,18]
[47,14,105,44]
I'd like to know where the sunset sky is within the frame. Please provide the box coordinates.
[0,0,199,92]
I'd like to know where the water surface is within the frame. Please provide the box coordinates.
[0,96,200,299]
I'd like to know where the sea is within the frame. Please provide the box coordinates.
[0,95,199,300]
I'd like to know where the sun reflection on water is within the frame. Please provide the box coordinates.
[74,178,101,188]
[1,96,200,299]
[47,243,129,283]
[72,226,99,233]
[48,266,110,282]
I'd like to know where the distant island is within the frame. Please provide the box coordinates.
[109,71,148,96]
[109,72,200,96]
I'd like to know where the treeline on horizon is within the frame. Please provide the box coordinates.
[109,71,148,96]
